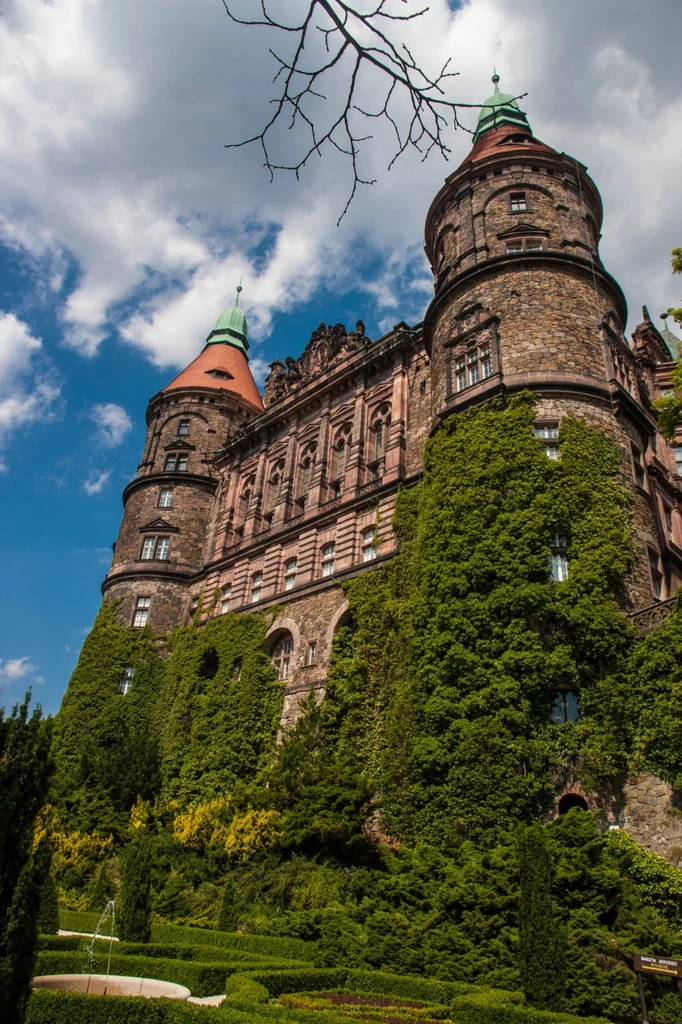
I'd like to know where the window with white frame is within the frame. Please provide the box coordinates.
[551,690,579,724]
[133,596,151,627]
[631,445,646,490]
[506,238,544,254]
[307,641,317,666]
[321,542,335,577]
[453,343,493,393]
[673,446,682,476]
[190,595,199,616]
[251,571,263,603]
[158,487,174,508]
[140,535,170,560]
[273,637,293,680]
[548,532,569,582]
[165,452,188,472]
[648,549,664,600]
[178,419,190,436]
[509,192,527,212]
[119,665,134,695]
[284,557,297,591]
[534,423,560,460]
[220,584,231,614]
[361,526,377,563]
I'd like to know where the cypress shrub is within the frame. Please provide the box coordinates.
[118,833,152,943]
[217,876,239,932]
[518,825,566,1010]
[37,875,59,936]
[87,862,113,913]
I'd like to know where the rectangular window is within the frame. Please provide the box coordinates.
[133,596,151,628]
[119,665,134,695]
[251,571,263,603]
[632,445,646,489]
[548,533,569,582]
[321,542,335,577]
[155,536,170,560]
[165,453,177,471]
[158,487,173,508]
[534,425,559,439]
[480,345,492,379]
[221,584,231,614]
[545,445,560,461]
[551,691,579,724]
[362,526,377,563]
[525,240,543,252]
[510,192,527,212]
[506,241,523,254]
[308,641,317,666]
[649,549,664,600]
[141,536,156,560]
[177,454,189,472]
[284,557,297,592]
[535,424,560,460]
[673,446,682,476]
[455,357,466,392]
[178,419,190,436]
[469,360,480,385]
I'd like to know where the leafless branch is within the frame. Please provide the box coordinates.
[220,0,491,223]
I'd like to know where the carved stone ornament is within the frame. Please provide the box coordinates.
[263,321,370,407]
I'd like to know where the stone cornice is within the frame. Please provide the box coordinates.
[102,564,195,595]
[122,471,218,507]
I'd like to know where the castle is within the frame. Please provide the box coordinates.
[102,76,682,740]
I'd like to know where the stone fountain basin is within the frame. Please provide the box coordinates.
[33,974,191,1000]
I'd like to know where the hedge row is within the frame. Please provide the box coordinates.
[39,934,293,965]
[36,951,261,998]
[237,968,350,997]
[449,993,609,1024]
[346,969,494,1004]
[57,911,314,963]
[26,989,220,1024]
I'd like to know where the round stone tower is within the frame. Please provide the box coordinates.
[422,76,666,611]
[103,289,264,631]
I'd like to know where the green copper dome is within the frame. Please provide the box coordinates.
[661,315,682,362]
[206,285,249,352]
[473,73,531,144]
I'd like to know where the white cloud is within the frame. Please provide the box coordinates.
[83,468,112,495]
[0,0,679,377]
[89,402,132,447]
[0,656,37,681]
[0,311,61,465]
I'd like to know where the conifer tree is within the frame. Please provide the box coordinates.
[118,833,152,943]
[87,861,113,913]
[518,823,566,1010]
[37,874,59,935]
[217,875,238,932]
[0,696,53,1024]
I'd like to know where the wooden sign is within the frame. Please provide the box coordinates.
[634,953,682,978]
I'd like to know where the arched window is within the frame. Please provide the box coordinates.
[373,422,383,461]
[270,633,294,681]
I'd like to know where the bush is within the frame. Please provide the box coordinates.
[346,970,478,1004]
[35,950,260,998]
[150,922,314,962]
[239,968,349,997]
[223,974,270,1005]
[26,988,227,1023]
[37,876,60,936]
[449,992,609,1024]
[58,909,119,936]
[119,832,153,943]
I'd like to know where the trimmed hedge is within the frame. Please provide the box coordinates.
[223,974,270,1005]
[57,911,314,963]
[26,989,223,1023]
[449,993,609,1024]
[36,951,262,998]
[39,935,276,964]
[346,969,492,1004]
[237,969,349,997]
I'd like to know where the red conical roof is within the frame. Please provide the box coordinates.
[163,342,264,413]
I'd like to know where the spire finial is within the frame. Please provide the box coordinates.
[235,280,243,308]
[492,68,500,91]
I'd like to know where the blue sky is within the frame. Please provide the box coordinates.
[1,0,681,715]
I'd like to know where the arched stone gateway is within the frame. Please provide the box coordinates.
[558,793,589,815]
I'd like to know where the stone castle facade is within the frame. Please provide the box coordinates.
[102,78,682,746]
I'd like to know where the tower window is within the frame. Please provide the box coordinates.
[119,666,134,696]
[506,238,544,254]
[321,542,336,577]
[648,549,664,600]
[631,445,646,490]
[307,641,317,666]
[251,571,263,603]
[548,532,569,582]
[534,423,560,460]
[158,487,173,508]
[452,343,493,395]
[132,596,151,628]
[178,419,190,436]
[165,453,189,472]
[140,535,170,560]
[361,526,377,563]
[551,690,579,724]
[221,584,231,614]
[420,378,427,396]
[509,192,527,212]
[284,557,297,592]
[673,446,682,476]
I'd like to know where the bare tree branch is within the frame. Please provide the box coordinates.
[220,0,508,223]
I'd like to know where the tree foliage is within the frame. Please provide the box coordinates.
[518,824,566,1009]
[118,832,152,943]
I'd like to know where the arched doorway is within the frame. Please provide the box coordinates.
[558,793,589,815]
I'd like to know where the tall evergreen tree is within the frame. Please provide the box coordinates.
[518,823,566,1010]
[217,875,239,932]
[118,833,152,942]
[37,873,59,936]
[0,696,53,1024]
